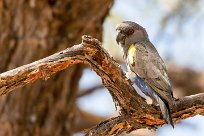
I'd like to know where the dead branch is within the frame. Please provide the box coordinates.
[0,35,204,135]
[86,93,204,135]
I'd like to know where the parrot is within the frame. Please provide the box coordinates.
[116,21,174,127]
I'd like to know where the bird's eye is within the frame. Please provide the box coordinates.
[126,28,134,35]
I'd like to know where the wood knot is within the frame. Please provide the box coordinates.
[82,35,101,46]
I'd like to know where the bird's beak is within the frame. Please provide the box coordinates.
[116,31,125,45]
[116,34,120,45]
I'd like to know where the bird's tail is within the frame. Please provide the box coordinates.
[156,96,174,128]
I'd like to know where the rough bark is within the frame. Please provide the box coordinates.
[0,0,112,135]
[1,35,204,135]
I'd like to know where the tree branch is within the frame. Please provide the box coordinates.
[0,35,149,113]
[0,35,204,135]
[86,93,204,135]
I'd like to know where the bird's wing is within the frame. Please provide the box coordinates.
[129,42,173,106]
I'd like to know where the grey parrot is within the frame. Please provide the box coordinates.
[116,21,174,127]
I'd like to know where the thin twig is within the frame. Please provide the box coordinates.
[77,84,104,98]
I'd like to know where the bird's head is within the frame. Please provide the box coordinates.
[116,21,149,47]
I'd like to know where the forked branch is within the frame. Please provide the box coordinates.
[0,36,204,135]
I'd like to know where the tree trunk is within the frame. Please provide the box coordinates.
[0,0,112,135]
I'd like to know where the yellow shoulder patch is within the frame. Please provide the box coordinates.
[127,44,136,65]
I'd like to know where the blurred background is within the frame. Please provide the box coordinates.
[0,0,204,136]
